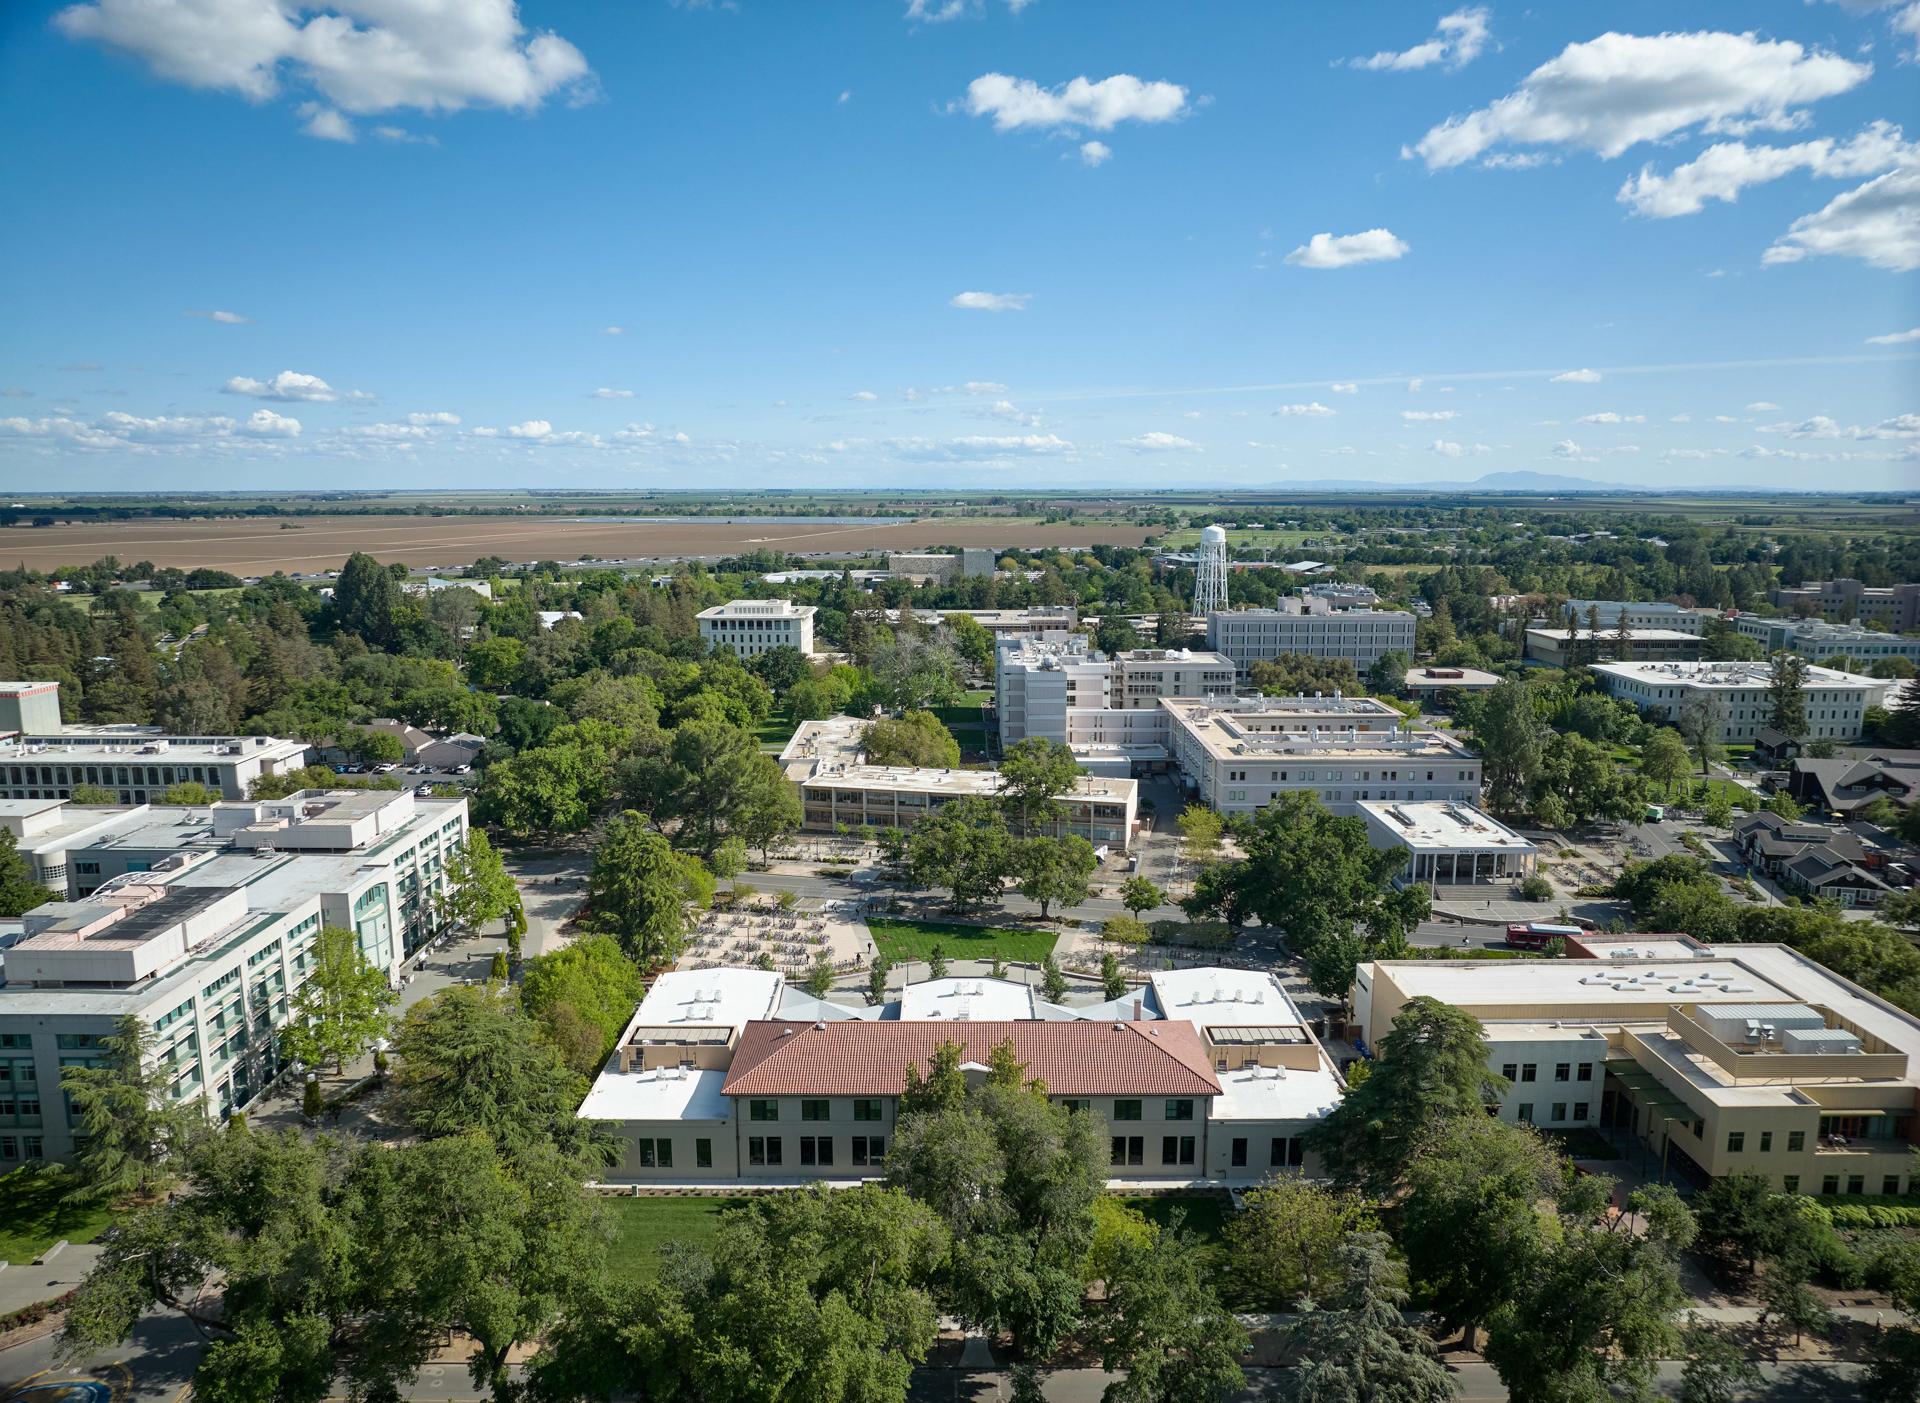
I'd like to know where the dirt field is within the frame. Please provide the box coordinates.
[0,515,1152,575]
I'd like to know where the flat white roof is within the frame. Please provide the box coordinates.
[1368,956,1794,1011]
[1590,661,1885,691]
[1152,967,1300,1022]
[1526,627,1702,643]
[1359,801,1538,854]
[697,599,816,620]
[899,976,1039,1022]
[1211,1061,1346,1122]
[577,1065,732,1124]
[1404,665,1502,688]
[633,967,784,1031]
[1574,937,1711,960]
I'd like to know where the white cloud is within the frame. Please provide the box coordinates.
[1867,326,1920,344]
[1430,439,1468,458]
[1575,411,1646,423]
[372,123,437,144]
[936,380,1008,395]
[1401,409,1458,421]
[347,421,427,440]
[1550,368,1603,384]
[222,369,339,401]
[1349,6,1491,72]
[1123,431,1197,451]
[951,290,1031,311]
[1745,401,1781,411]
[602,325,625,335]
[1406,378,1424,392]
[407,410,460,426]
[987,400,1040,426]
[186,309,251,324]
[590,387,634,399]
[850,390,879,401]
[1330,382,1359,394]
[961,72,1189,132]
[1763,165,1920,272]
[1765,413,1920,440]
[1551,438,1597,462]
[1670,413,1693,422]
[1273,402,1337,417]
[906,0,1037,17]
[56,0,594,128]
[1412,31,1871,170]
[1618,121,1914,217]
[243,408,300,436]
[1079,139,1112,166]
[886,433,1074,461]
[505,419,554,438]
[838,89,851,104]
[1284,228,1409,269]
[0,408,302,451]
[299,103,354,141]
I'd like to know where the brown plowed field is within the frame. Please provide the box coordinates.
[0,515,1152,575]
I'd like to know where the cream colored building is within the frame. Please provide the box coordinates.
[1589,660,1892,743]
[697,599,816,658]
[1354,945,1920,1195]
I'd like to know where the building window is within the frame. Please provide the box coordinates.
[1788,1131,1806,1152]
[1727,1132,1744,1153]
[1269,1137,1304,1168]
[696,1138,713,1169]
[1231,1138,1247,1168]
[1555,1064,1570,1082]
[1822,1175,1840,1196]
[1501,1064,1517,1081]
[800,1099,829,1122]
[1111,1135,1144,1167]
[853,1098,884,1122]
[1059,1099,1089,1115]
[1577,1063,1593,1082]
[798,1136,833,1167]
[749,1136,782,1167]
[1784,1176,1800,1194]
[1161,1135,1196,1166]
[1760,1132,1773,1153]
[1112,1099,1142,1121]
[1516,1104,1533,1124]
[749,1099,779,1122]
[1849,1175,1865,1195]
[852,1135,885,1167]
[1520,1064,1537,1083]
[1164,1098,1194,1122]
[1573,1103,1589,1123]
[1551,1104,1567,1124]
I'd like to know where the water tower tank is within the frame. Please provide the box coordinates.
[1200,525,1227,545]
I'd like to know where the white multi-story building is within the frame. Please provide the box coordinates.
[886,553,962,582]
[1589,661,1894,743]
[0,788,469,1166]
[1160,695,1481,817]
[585,964,1344,1186]
[1207,600,1416,676]
[697,599,816,658]
[1555,600,1715,635]
[1524,628,1705,668]
[1358,800,1539,888]
[995,637,1114,745]
[996,639,1238,762]
[1728,616,1920,667]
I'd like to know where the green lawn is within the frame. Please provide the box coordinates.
[0,1167,119,1263]
[867,917,1058,965]
[605,1196,747,1283]
[755,713,799,750]
[1116,1193,1230,1245]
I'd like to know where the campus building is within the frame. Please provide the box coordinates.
[0,788,470,1166]
[1402,665,1503,708]
[994,638,1236,747]
[1553,600,1715,635]
[1523,628,1705,668]
[1768,579,1920,632]
[584,965,1344,1185]
[1206,600,1416,676]
[1158,695,1481,817]
[1355,944,1920,1195]
[1358,800,1539,888]
[1727,615,1920,668]
[1588,661,1894,743]
[696,599,817,658]
[779,717,1138,851]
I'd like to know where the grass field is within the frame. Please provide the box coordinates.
[605,1196,746,1283]
[867,917,1058,964]
[0,1167,119,1263]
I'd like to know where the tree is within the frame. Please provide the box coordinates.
[1176,806,1223,867]
[997,736,1082,836]
[867,956,892,1006]
[0,827,56,916]
[1760,1252,1831,1346]
[1286,1232,1456,1403]
[729,751,803,862]
[1248,653,1363,699]
[60,1015,197,1204]
[332,551,403,649]
[1120,875,1165,917]
[1366,649,1411,697]
[863,710,961,768]
[1041,953,1068,1004]
[1101,951,1127,1001]
[1461,680,1545,817]
[1767,790,1804,821]
[871,635,966,711]
[1884,677,1920,749]
[464,636,526,692]
[904,795,1013,909]
[802,950,837,997]
[159,780,219,806]
[437,831,524,949]
[1678,696,1726,776]
[944,612,998,674]
[277,925,396,1076]
[645,716,763,857]
[1678,1326,1763,1403]
[477,743,607,839]
[517,935,646,1076]
[1309,997,1505,1196]
[588,811,706,968]
[1642,729,1691,796]
[354,729,407,765]
[1768,653,1811,740]
[1015,835,1097,919]
[1398,1116,1558,1349]
[68,783,120,805]
[1226,1179,1375,1309]
[927,943,949,979]
[1098,1220,1248,1403]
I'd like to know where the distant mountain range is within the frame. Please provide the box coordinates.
[1259,470,1641,494]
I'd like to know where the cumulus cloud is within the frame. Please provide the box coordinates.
[1575,411,1646,423]
[1763,165,1920,272]
[850,390,879,401]
[935,380,1008,395]
[299,103,354,141]
[1552,438,1597,462]
[1123,431,1197,450]
[951,290,1031,311]
[602,325,624,335]
[243,408,301,436]
[1349,6,1491,72]
[1764,413,1920,439]
[986,400,1040,426]
[222,369,340,401]
[505,419,553,438]
[55,0,594,136]
[407,410,460,426]
[186,309,251,324]
[1273,402,1337,417]
[590,387,634,399]
[1550,368,1603,384]
[347,421,428,440]
[1411,30,1870,170]
[961,72,1189,132]
[1746,401,1781,411]
[1430,439,1469,458]
[1617,120,1914,217]
[1079,139,1112,166]
[1402,409,1459,422]
[1330,382,1358,394]
[885,433,1073,461]
[1867,326,1920,344]
[1284,228,1409,269]
[0,408,300,450]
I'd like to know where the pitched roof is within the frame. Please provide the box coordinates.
[720,1018,1221,1099]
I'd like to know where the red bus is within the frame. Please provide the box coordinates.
[1505,921,1582,951]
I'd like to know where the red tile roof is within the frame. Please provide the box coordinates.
[720,1018,1221,1099]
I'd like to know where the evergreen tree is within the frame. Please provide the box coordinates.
[0,828,56,916]
[61,1014,197,1204]
[1767,653,1810,739]
[1287,1232,1456,1403]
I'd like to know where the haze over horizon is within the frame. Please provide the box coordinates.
[1,0,1916,492]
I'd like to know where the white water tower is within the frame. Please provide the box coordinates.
[1194,524,1228,616]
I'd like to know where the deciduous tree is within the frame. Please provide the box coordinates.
[277,925,397,1076]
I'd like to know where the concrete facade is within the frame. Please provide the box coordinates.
[1589,660,1893,743]
[1769,579,1920,632]
[1206,601,1416,676]
[698,599,817,658]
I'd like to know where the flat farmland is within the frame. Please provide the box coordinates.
[0,514,1152,575]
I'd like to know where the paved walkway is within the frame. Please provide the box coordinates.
[0,1242,102,1319]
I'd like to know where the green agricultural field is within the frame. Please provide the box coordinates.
[867,917,1058,965]
[605,1196,747,1282]
[0,1167,118,1264]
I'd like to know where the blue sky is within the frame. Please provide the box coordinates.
[0,0,1915,492]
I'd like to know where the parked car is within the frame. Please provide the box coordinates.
[449,763,472,775]
[372,763,398,774]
